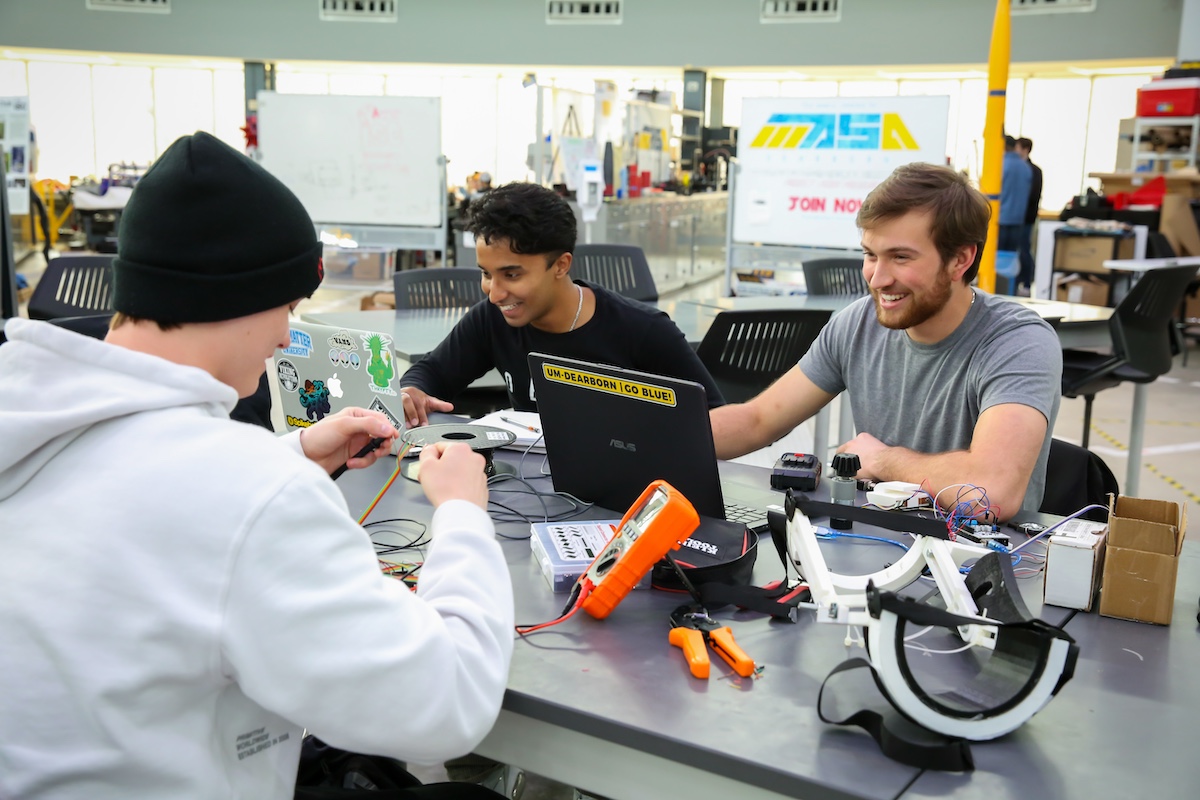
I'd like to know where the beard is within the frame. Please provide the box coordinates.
[871,264,955,331]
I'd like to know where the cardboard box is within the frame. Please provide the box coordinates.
[1043,518,1109,611]
[1053,232,1135,274]
[1098,495,1187,625]
[359,291,395,311]
[322,246,395,285]
[1159,194,1200,257]
[1055,274,1110,306]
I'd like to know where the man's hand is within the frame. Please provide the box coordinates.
[418,442,488,510]
[400,386,455,428]
[836,432,889,481]
[299,407,398,475]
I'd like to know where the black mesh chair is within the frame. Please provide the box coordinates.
[801,257,867,296]
[1039,438,1118,522]
[696,309,833,403]
[27,255,114,320]
[46,313,114,340]
[1062,263,1196,449]
[571,244,658,302]
[392,269,502,416]
[392,268,483,310]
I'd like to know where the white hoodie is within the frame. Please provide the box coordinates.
[0,319,514,799]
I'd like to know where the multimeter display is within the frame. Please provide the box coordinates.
[580,480,700,620]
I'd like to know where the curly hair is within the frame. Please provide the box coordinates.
[465,182,576,264]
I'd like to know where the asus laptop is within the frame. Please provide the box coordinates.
[528,352,783,528]
[271,320,406,433]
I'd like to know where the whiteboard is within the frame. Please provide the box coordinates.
[256,92,443,227]
[732,96,950,250]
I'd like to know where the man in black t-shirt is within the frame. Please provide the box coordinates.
[399,182,723,426]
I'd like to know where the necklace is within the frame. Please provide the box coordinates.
[568,284,583,332]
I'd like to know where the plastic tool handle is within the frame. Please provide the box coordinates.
[331,437,387,481]
[708,627,756,678]
[669,627,710,679]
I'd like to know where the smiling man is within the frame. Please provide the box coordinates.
[400,182,723,425]
[711,162,1061,517]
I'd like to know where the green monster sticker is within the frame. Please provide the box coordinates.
[361,332,397,396]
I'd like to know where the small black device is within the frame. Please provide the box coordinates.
[770,452,822,491]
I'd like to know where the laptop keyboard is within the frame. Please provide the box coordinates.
[724,501,769,530]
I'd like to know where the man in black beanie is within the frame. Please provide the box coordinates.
[0,132,514,799]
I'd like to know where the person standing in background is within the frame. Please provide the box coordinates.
[1015,137,1043,293]
[998,136,1032,284]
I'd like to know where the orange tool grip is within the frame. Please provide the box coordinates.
[707,627,756,678]
[669,627,709,679]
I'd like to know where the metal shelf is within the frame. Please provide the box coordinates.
[1130,115,1199,171]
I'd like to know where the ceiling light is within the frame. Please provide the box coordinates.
[877,70,987,80]
[3,50,114,65]
[1067,65,1167,76]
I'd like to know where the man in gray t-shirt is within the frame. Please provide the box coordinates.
[712,163,1061,517]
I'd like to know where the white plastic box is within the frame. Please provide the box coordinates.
[530,520,621,593]
[1042,518,1108,611]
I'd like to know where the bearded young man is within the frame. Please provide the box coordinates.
[710,162,1061,518]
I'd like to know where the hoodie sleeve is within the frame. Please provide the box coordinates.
[219,472,514,762]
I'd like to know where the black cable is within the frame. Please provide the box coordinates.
[331,437,387,481]
[366,518,429,551]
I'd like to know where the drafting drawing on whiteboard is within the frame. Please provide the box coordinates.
[256,92,443,228]
[731,96,950,251]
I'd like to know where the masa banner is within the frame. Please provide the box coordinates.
[732,95,950,251]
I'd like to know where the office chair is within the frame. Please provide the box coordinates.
[801,257,868,296]
[46,313,114,340]
[1061,263,1196,493]
[571,244,658,303]
[27,254,114,321]
[1039,438,1118,523]
[392,267,483,310]
[696,309,833,403]
[1146,230,1200,366]
[392,269,505,416]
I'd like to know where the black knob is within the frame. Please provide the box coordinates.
[830,452,861,478]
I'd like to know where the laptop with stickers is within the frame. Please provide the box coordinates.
[527,352,781,529]
[271,320,406,434]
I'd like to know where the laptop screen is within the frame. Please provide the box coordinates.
[528,352,726,518]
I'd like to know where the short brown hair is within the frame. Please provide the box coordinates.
[856,162,991,284]
[109,312,182,332]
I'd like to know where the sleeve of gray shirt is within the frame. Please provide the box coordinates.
[798,293,1062,512]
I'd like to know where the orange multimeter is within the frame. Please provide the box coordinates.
[579,480,700,620]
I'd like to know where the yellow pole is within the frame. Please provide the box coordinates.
[978,0,1011,294]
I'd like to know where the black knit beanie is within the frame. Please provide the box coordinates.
[112,131,323,323]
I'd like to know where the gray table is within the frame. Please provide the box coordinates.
[335,448,1117,800]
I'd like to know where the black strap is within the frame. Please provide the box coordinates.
[790,495,950,540]
[696,580,811,620]
[817,658,975,772]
